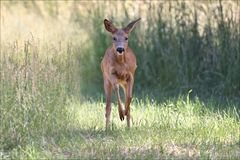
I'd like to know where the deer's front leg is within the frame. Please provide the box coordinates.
[104,78,112,129]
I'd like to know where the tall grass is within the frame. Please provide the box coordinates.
[0,40,72,150]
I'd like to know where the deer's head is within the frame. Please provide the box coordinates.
[104,18,141,55]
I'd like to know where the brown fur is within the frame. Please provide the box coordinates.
[101,18,140,128]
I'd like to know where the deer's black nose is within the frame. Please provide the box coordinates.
[116,47,124,53]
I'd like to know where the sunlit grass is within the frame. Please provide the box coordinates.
[2,95,239,159]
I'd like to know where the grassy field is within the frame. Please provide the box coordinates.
[1,94,239,159]
[1,1,240,159]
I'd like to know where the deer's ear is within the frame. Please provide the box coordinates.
[124,18,141,34]
[104,19,117,33]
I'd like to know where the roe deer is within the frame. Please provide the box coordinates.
[101,18,141,128]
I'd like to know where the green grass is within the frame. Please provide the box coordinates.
[1,94,239,159]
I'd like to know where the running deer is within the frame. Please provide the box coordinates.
[101,18,141,128]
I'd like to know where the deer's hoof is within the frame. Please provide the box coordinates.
[119,111,125,121]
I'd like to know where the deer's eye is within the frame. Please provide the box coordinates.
[113,37,117,41]
[125,37,128,40]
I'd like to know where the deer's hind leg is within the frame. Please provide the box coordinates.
[124,75,134,127]
[114,83,125,121]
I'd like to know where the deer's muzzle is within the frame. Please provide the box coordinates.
[116,47,125,54]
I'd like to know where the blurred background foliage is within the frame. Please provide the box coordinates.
[1,0,239,98]
[0,0,239,154]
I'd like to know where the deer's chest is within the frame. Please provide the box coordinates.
[111,64,131,82]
